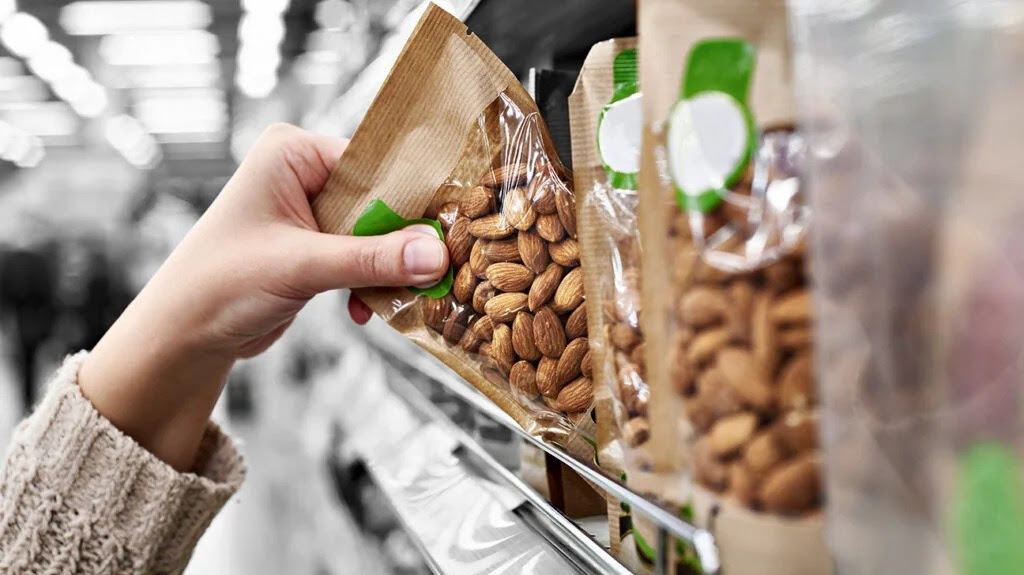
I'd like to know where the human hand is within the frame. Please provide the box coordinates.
[79,124,448,470]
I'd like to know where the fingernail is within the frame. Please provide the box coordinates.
[405,224,439,238]
[404,237,446,276]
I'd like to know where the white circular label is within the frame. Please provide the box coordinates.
[598,92,643,175]
[667,91,748,197]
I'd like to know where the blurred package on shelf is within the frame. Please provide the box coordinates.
[790,1,1024,574]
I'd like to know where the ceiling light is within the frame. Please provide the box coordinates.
[242,0,290,15]
[238,13,286,46]
[1,13,49,59]
[0,0,16,24]
[99,30,219,66]
[235,70,277,99]
[50,64,91,102]
[60,1,211,35]
[136,96,228,133]
[26,41,73,83]
[0,102,78,136]
[69,81,108,117]
[113,63,221,89]
[0,75,48,102]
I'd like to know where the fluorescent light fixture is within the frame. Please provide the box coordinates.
[105,114,162,168]
[235,69,277,98]
[0,102,78,136]
[136,96,228,133]
[0,75,48,102]
[113,63,221,89]
[26,41,73,83]
[238,13,286,46]
[68,81,108,118]
[50,63,91,101]
[0,0,16,24]
[60,1,211,35]
[242,0,290,15]
[99,30,219,66]
[0,13,49,59]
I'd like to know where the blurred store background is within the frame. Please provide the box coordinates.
[0,0,632,573]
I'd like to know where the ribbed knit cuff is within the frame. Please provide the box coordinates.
[0,352,246,574]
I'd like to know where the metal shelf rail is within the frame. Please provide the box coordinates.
[363,321,722,574]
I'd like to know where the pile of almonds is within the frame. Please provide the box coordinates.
[421,161,593,419]
[670,214,820,515]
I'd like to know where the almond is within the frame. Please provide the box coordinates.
[484,292,528,324]
[528,263,562,311]
[528,175,559,214]
[581,350,592,378]
[555,188,578,239]
[461,185,495,218]
[536,356,561,398]
[752,292,778,378]
[471,315,494,341]
[551,267,584,313]
[535,212,565,243]
[442,305,470,344]
[481,163,528,189]
[743,431,786,477]
[686,327,730,366]
[629,341,645,369]
[501,187,536,231]
[472,280,496,315]
[555,376,592,412]
[623,417,650,447]
[518,230,549,274]
[708,412,758,457]
[437,201,460,231]
[564,302,588,339]
[555,337,588,385]
[485,262,535,292]
[774,410,819,454]
[726,281,755,343]
[469,237,489,277]
[469,213,515,240]
[478,342,491,358]
[422,294,453,331]
[509,360,538,397]
[459,328,482,353]
[694,436,728,491]
[490,324,514,375]
[533,306,566,358]
[765,258,799,293]
[548,238,580,267]
[610,323,640,352]
[728,463,757,507]
[779,352,814,410]
[779,326,812,350]
[680,286,728,328]
[480,238,520,263]
[759,454,820,514]
[717,347,774,412]
[511,312,541,361]
[772,289,811,324]
[445,216,473,267]
[452,264,477,304]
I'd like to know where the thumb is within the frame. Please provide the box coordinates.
[294,225,449,294]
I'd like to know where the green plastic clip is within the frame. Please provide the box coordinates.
[352,199,453,299]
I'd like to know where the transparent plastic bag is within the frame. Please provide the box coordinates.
[789,2,1024,574]
[313,6,593,456]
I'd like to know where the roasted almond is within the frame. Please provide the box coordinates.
[554,337,588,385]
[422,294,453,331]
[484,292,528,324]
[511,312,541,362]
[485,262,535,292]
[501,187,536,231]
[472,280,497,315]
[581,350,592,378]
[445,216,473,267]
[533,306,567,358]
[752,292,778,378]
[518,229,549,274]
[680,286,728,328]
[548,238,580,267]
[728,463,757,507]
[609,323,640,352]
[765,258,800,293]
[490,324,515,375]
[509,360,538,397]
[469,237,489,277]
[551,267,584,313]
[535,212,566,243]
[469,213,515,240]
[459,328,482,353]
[779,352,814,410]
[779,326,812,350]
[774,410,819,454]
[528,175,559,214]
[480,238,520,263]
[555,188,578,239]
[623,417,650,447]
[726,281,755,343]
[694,437,729,491]
[452,264,477,304]
[536,356,561,398]
[442,305,470,344]
[470,315,494,341]
[708,412,758,457]
[461,185,495,218]
[481,163,528,189]
[772,289,811,324]
[528,262,562,311]
[759,454,820,514]
[686,327,730,366]
[556,376,592,412]
[743,431,786,477]
[564,302,588,339]
[717,347,774,412]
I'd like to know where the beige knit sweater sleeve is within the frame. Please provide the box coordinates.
[0,352,246,574]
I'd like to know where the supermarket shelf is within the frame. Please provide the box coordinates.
[363,319,722,574]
